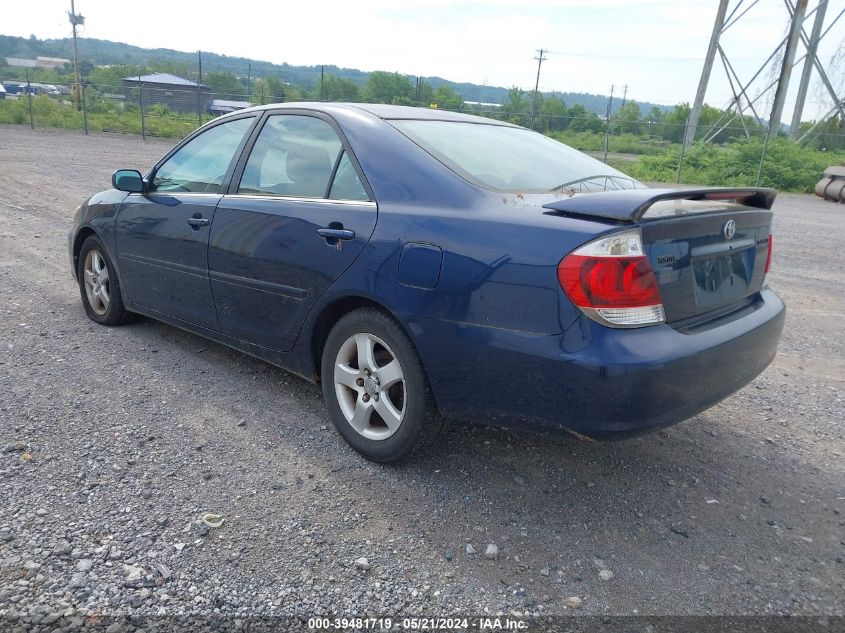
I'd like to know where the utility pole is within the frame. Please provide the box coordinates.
[68,0,84,110]
[621,85,628,108]
[139,72,146,140]
[603,85,615,163]
[247,62,251,100]
[320,65,325,101]
[530,48,547,129]
[790,0,826,139]
[684,0,729,148]
[769,0,808,135]
[197,50,203,127]
[25,68,34,129]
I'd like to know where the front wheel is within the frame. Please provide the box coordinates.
[77,235,133,326]
[321,309,445,462]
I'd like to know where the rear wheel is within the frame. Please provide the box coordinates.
[321,309,445,462]
[77,235,133,326]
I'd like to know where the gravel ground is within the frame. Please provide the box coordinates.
[0,126,843,627]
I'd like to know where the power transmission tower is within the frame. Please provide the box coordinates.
[530,49,547,129]
[68,0,85,110]
[791,0,828,138]
[685,0,842,148]
[684,0,729,148]
[769,0,809,133]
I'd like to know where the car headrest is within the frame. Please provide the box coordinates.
[286,145,332,187]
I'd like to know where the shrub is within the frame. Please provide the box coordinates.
[623,138,845,192]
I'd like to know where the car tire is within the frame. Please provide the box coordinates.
[77,235,133,326]
[321,308,446,462]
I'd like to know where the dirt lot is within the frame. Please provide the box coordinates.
[0,125,843,624]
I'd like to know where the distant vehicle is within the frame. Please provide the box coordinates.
[2,81,25,95]
[2,81,55,96]
[68,103,785,461]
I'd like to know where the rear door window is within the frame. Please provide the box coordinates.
[329,151,369,201]
[238,115,343,198]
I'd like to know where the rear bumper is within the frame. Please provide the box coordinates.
[409,288,785,438]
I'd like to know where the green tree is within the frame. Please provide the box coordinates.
[539,96,567,132]
[416,80,434,106]
[319,75,361,102]
[798,116,845,150]
[79,61,95,78]
[431,85,463,109]
[646,106,664,123]
[614,102,642,135]
[661,103,691,143]
[568,104,602,133]
[204,72,244,98]
[503,86,528,123]
[264,76,287,102]
[251,78,271,105]
[87,64,142,90]
[363,71,413,104]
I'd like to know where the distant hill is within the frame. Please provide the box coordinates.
[0,34,672,115]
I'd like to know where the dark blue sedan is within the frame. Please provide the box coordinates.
[68,103,785,461]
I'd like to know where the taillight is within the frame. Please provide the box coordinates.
[558,229,665,327]
[764,233,774,275]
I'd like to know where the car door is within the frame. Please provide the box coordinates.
[209,112,377,351]
[115,115,256,329]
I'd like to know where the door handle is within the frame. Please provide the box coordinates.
[186,217,209,228]
[317,228,355,241]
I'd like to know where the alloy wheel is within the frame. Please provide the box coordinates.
[333,333,406,440]
[83,249,110,316]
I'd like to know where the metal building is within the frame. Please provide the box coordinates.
[122,73,209,114]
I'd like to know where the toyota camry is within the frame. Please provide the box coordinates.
[68,103,785,462]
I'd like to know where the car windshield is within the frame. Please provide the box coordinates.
[391,119,644,193]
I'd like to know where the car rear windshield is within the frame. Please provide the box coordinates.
[391,119,643,194]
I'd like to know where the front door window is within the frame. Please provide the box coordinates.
[153,117,254,193]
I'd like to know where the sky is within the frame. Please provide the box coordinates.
[5,0,845,120]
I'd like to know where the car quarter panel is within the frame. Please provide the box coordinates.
[403,287,785,436]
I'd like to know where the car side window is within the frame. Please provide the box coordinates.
[329,151,369,201]
[238,115,342,198]
[152,117,254,193]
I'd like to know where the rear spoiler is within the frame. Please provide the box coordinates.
[542,187,776,224]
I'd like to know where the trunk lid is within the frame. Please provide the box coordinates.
[640,202,771,324]
[543,188,775,325]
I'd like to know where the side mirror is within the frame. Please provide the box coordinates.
[112,169,144,193]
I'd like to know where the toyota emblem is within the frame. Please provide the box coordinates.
[723,219,736,240]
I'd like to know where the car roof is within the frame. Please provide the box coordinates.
[221,102,521,128]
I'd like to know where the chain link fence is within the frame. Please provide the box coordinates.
[2,78,843,192]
